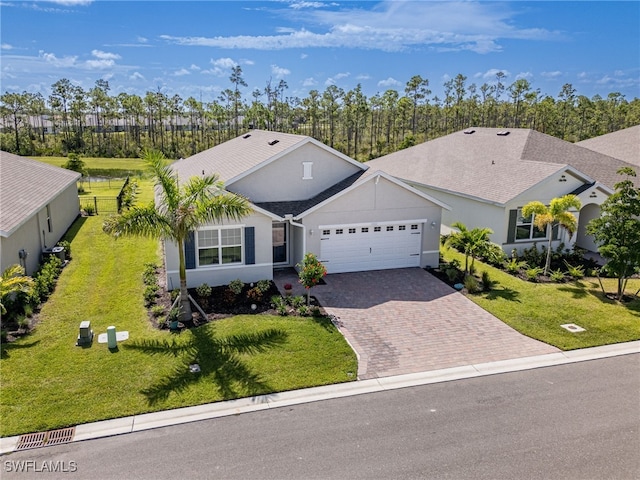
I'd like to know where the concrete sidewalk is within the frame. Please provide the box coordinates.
[2,341,637,455]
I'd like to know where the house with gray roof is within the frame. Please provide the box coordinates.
[0,151,80,275]
[366,128,625,254]
[576,125,640,168]
[164,129,449,289]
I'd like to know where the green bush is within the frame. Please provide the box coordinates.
[464,274,480,293]
[565,262,585,279]
[228,279,244,295]
[143,284,159,306]
[256,279,271,294]
[481,271,493,291]
[150,305,165,317]
[246,287,263,302]
[195,283,212,298]
[288,295,306,308]
[29,256,63,305]
[56,240,72,260]
[526,266,544,282]
[506,258,527,274]
[84,204,95,216]
[270,295,286,309]
[550,269,566,282]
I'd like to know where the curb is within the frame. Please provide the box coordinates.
[2,341,638,454]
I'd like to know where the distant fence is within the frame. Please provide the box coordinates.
[79,176,130,215]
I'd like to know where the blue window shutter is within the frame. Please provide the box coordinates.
[185,231,196,269]
[245,227,255,265]
[507,209,517,244]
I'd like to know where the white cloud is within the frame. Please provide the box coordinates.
[271,64,291,78]
[160,2,560,54]
[130,72,145,81]
[174,68,190,76]
[377,77,401,88]
[190,64,201,71]
[541,71,563,78]
[478,69,511,80]
[1,44,14,50]
[515,72,533,80]
[91,50,121,60]
[45,0,93,5]
[300,53,308,59]
[211,57,237,68]
[41,51,78,67]
[302,77,317,87]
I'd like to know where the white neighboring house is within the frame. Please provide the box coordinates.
[366,128,639,255]
[164,130,450,289]
[0,151,81,275]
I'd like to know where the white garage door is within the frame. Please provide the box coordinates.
[320,223,422,274]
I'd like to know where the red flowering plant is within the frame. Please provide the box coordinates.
[297,253,327,305]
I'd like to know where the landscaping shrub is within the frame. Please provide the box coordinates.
[195,283,212,299]
[526,266,544,282]
[506,258,527,274]
[228,279,244,295]
[256,279,271,294]
[246,287,263,302]
[143,284,159,307]
[464,274,480,293]
[30,256,63,305]
[481,271,493,291]
[550,269,566,283]
[565,262,585,279]
[56,240,72,260]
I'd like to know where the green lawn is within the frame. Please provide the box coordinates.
[442,248,640,350]
[31,156,146,171]
[0,182,356,437]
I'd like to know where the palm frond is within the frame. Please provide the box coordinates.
[102,203,173,240]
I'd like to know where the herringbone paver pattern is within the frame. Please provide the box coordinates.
[276,268,559,380]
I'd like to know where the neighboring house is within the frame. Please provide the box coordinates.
[164,130,449,289]
[365,128,638,255]
[0,151,80,275]
[576,125,640,169]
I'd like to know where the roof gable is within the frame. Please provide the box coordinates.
[0,151,80,236]
[170,130,365,187]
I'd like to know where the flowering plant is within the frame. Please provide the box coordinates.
[284,283,292,290]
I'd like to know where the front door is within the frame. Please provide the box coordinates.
[272,222,288,264]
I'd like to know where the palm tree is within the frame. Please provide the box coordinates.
[0,265,34,315]
[522,194,582,276]
[446,222,494,275]
[103,150,252,321]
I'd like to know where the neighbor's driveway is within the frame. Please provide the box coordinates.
[310,268,560,379]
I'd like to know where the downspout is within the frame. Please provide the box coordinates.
[284,214,306,263]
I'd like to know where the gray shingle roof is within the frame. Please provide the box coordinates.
[0,151,80,236]
[170,130,310,184]
[576,125,640,167]
[366,128,637,204]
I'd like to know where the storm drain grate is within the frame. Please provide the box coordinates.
[16,427,75,451]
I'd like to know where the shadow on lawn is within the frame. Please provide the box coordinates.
[484,287,521,302]
[124,324,287,405]
[0,340,41,359]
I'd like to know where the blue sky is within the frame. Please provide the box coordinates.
[1,1,639,103]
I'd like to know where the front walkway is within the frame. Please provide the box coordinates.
[275,268,560,379]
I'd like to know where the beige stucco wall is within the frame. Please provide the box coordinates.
[300,175,443,268]
[228,142,363,203]
[164,210,275,289]
[1,183,80,276]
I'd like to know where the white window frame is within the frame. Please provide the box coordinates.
[196,226,243,267]
[515,208,548,241]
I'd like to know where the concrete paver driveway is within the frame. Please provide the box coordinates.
[309,268,560,379]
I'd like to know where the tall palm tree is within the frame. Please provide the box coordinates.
[522,194,582,275]
[446,222,494,275]
[103,150,252,321]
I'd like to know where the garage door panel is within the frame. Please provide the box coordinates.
[320,223,422,274]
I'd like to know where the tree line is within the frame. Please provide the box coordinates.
[1,67,639,161]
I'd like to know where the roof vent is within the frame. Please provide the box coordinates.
[242,134,251,139]
[497,131,510,136]
[268,139,280,146]
[463,129,475,134]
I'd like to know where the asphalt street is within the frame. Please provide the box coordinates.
[3,354,639,480]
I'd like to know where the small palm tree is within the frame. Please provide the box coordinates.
[103,150,252,321]
[0,265,34,315]
[522,194,582,276]
[446,222,494,275]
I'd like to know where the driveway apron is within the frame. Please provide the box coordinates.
[309,268,560,380]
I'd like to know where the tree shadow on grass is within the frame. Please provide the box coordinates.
[557,286,589,299]
[0,340,41,359]
[484,287,521,302]
[123,324,287,405]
